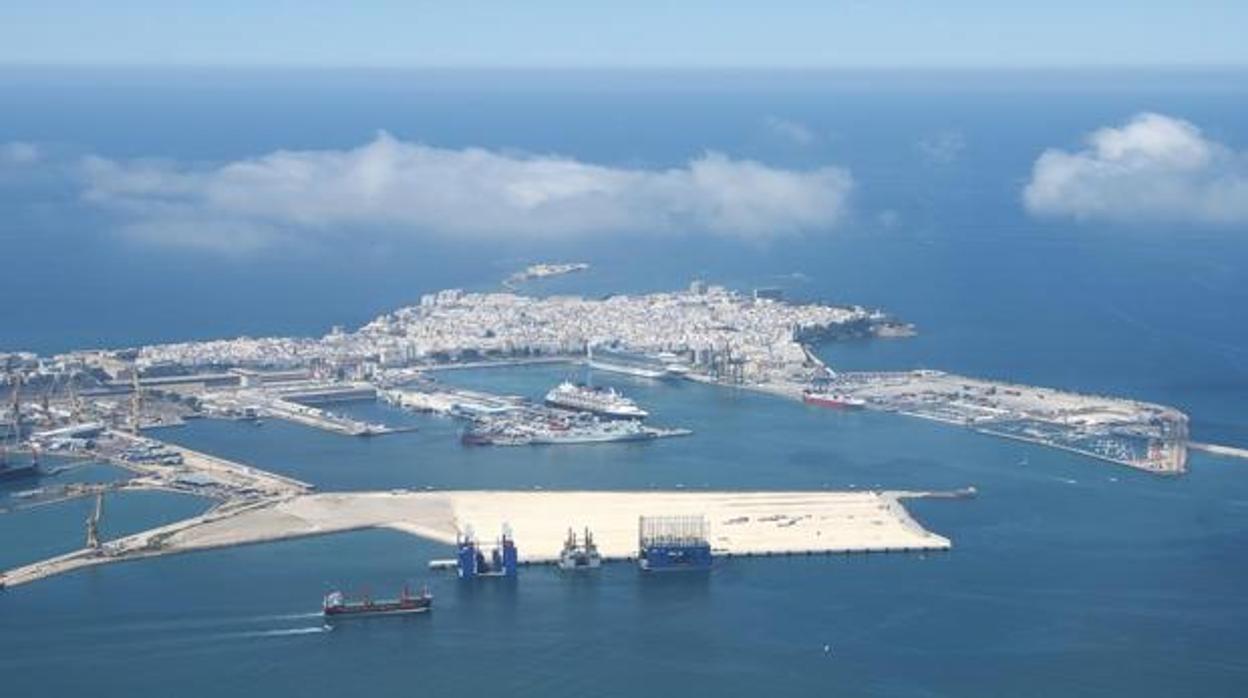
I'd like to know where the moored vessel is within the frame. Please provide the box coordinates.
[0,461,40,481]
[587,346,682,380]
[802,390,866,410]
[528,418,658,444]
[558,527,602,570]
[544,381,648,419]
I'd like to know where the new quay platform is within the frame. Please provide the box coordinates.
[0,489,964,588]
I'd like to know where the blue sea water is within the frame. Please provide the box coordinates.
[1,69,1247,696]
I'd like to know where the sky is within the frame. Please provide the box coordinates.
[1,1,1247,69]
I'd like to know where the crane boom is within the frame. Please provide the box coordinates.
[86,491,104,550]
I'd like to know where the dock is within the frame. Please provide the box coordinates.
[103,430,312,498]
[0,489,956,588]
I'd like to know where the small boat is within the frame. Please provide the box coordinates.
[322,585,432,618]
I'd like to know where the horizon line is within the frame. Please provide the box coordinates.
[3,62,1248,73]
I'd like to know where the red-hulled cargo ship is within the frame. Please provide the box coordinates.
[802,390,866,410]
[322,585,432,618]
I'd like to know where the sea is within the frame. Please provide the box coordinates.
[1,68,1246,696]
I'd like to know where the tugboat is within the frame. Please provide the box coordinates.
[322,584,433,618]
[557,527,602,570]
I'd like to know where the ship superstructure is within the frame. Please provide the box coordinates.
[456,525,518,579]
[558,527,602,570]
[638,515,713,572]
[462,412,680,446]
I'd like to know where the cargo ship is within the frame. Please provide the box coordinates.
[544,381,648,419]
[802,389,866,410]
[322,585,432,618]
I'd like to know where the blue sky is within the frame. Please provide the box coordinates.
[2,1,1246,69]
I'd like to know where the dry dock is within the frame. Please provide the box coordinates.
[0,489,955,588]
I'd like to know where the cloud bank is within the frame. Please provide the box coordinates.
[78,133,853,252]
[1023,113,1248,225]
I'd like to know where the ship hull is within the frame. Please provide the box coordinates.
[587,360,670,380]
[802,394,865,410]
[543,397,647,420]
[324,606,431,619]
[324,601,431,618]
[529,431,656,445]
[0,464,40,481]
[558,557,602,570]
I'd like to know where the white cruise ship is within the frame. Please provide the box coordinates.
[544,382,649,419]
[586,346,686,379]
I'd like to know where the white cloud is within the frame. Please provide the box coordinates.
[764,116,817,146]
[1,141,41,165]
[78,132,853,251]
[917,131,965,165]
[1023,113,1248,225]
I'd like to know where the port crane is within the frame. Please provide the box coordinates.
[129,368,142,434]
[40,374,53,416]
[68,374,84,423]
[2,373,21,466]
[85,491,104,550]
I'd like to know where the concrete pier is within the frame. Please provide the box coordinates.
[0,489,955,588]
[104,431,312,497]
